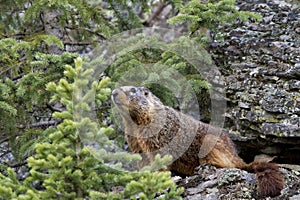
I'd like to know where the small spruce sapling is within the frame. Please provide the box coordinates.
[0,57,183,199]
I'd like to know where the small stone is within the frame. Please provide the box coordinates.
[238,101,250,109]
[280,35,292,41]
[172,176,182,183]
[268,60,277,66]
[288,80,300,90]
[263,15,274,23]
[289,194,300,200]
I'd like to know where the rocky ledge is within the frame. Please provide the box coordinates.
[207,0,300,164]
[176,164,300,200]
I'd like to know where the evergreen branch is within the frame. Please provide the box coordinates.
[64,41,93,46]
[0,67,12,76]
[6,161,27,169]
[46,102,63,112]
[2,33,35,39]
[17,120,61,129]
[1,28,45,39]
[83,28,107,40]
[28,120,61,128]
[92,105,111,111]
[64,26,107,40]
[12,74,25,81]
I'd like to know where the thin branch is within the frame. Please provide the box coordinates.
[29,120,61,128]
[17,120,61,129]
[12,74,25,82]
[83,28,107,40]
[0,67,13,76]
[64,25,107,40]
[7,161,28,168]
[92,105,111,111]
[144,2,167,27]
[46,102,63,112]
[64,41,93,46]
[0,137,9,144]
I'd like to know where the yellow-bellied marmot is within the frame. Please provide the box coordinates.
[112,86,284,197]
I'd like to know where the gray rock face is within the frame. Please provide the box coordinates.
[176,165,300,200]
[208,0,300,164]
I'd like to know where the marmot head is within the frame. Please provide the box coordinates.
[112,86,164,125]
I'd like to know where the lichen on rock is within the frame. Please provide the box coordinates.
[207,0,300,164]
[176,164,300,200]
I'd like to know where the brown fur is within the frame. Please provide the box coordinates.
[247,162,284,197]
[112,86,284,197]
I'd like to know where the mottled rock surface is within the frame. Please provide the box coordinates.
[207,0,300,164]
[176,164,300,200]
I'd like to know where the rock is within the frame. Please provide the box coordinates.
[290,194,300,200]
[238,101,250,109]
[178,164,300,199]
[207,0,300,164]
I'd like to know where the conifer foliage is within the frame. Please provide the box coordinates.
[169,0,261,40]
[0,58,183,199]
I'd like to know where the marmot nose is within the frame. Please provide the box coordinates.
[112,89,119,99]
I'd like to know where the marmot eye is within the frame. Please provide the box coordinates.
[129,88,137,96]
[143,89,150,96]
[130,88,136,93]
